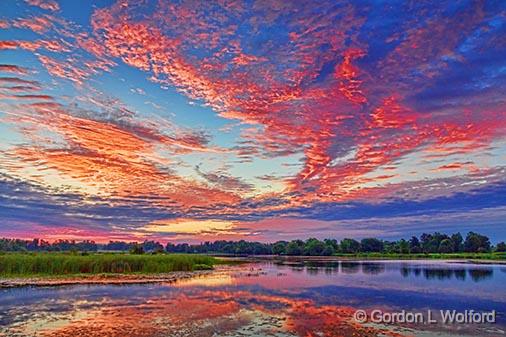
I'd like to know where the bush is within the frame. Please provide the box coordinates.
[130,244,145,255]
[495,242,506,252]
[360,238,384,252]
[439,239,453,253]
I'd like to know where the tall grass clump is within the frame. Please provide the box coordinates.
[0,253,216,277]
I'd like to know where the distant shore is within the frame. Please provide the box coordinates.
[335,252,506,261]
[217,253,506,263]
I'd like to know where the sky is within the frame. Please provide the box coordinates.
[0,0,505,243]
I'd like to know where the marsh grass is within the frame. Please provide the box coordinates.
[0,252,216,277]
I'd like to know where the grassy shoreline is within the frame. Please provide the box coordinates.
[0,252,217,278]
[210,252,506,260]
[331,252,506,260]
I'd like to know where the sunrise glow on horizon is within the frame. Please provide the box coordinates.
[1,0,505,243]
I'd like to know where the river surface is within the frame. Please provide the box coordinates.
[1,259,505,337]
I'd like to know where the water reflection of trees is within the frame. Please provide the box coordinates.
[282,260,495,282]
[400,266,493,282]
[285,261,386,275]
[340,262,360,274]
[361,262,385,275]
[468,269,494,282]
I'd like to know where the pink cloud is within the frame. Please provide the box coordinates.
[25,0,60,12]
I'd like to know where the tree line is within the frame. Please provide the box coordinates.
[1,231,505,255]
[0,238,163,253]
[166,231,502,255]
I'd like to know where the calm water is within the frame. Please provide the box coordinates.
[1,259,505,337]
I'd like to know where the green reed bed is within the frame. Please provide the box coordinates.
[0,253,216,277]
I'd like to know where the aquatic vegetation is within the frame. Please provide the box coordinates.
[0,253,216,277]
